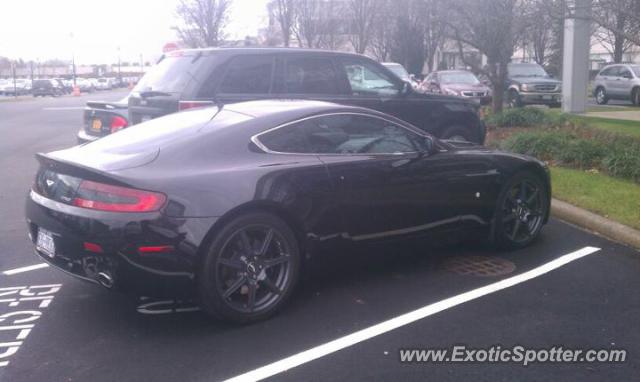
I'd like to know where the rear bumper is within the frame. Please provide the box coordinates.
[77,129,102,144]
[25,190,218,297]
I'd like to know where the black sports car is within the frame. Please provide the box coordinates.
[26,100,550,323]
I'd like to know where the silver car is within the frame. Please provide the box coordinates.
[593,64,640,105]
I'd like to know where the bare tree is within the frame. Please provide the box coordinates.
[175,0,232,48]
[317,0,347,50]
[593,0,640,62]
[291,0,323,48]
[422,0,446,73]
[370,0,396,61]
[348,0,378,54]
[271,0,296,47]
[446,0,528,112]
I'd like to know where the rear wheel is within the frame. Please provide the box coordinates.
[632,87,640,106]
[494,171,548,250]
[595,87,608,105]
[198,212,300,324]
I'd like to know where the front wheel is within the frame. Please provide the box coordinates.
[198,212,301,324]
[493,171,549,250]
[508,90,523,108]
[595,87,608,105]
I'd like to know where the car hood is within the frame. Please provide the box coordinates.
[510,76,560,85]
[441,83,490,92]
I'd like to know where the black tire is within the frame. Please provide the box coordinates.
[632,87,640,106]
[440,125,477,143]
[493,171,549,250]
[595,87,608,105]
[198,211,301,324]
[508,89,523,108]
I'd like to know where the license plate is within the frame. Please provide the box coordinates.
[92,119,102,131]
[36,229,56,258]
[543,95,552,100]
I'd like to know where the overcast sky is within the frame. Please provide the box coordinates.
[0,0,268,64]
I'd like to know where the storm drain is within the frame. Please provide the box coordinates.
[443,256,516,277]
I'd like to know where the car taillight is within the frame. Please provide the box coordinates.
[179,100,214,111]
[72,180,166,212]
[110,116,128,133]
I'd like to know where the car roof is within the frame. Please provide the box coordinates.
[168,47,371,60]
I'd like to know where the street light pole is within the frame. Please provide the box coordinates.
[70,32,77,86]
[118,46,122,86]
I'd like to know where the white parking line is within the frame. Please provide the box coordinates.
[224,246,601,382]
[3,263,49,276]
[42,107,85,111]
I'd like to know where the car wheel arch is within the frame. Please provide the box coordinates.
[196,201,308,269]
[436,113,479,141]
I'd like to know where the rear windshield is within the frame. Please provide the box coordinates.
[133,54,203,94]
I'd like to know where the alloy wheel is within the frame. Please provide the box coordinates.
[501,179,544,244]
[215,225,292,313]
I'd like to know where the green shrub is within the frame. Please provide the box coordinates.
[501,130,640,183]
[500,131,572,159]
[485,108,573,128]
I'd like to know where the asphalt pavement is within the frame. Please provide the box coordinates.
[0,91,639,381]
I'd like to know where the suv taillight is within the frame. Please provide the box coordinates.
[179,100,214,111]
[72,180,166,212]
[110,116,128,133]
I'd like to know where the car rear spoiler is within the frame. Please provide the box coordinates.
[35,152,132,188]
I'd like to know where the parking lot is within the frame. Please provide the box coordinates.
[0,91,639,381]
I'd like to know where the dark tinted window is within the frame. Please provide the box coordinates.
[259,114,429,154]
[219,55,274,94]
[133,54,202,93]
[339,58,400,96]
[284,57,341,94]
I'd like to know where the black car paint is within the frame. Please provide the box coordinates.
[27,101,548,296]
[124,48,484,143]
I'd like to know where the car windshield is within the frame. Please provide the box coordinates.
[631,65,640,77]
[508,64,549,78]
[133,53,203,94]
[384,64,409,80]
[440,72,480,84]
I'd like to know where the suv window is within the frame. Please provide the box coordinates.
[258,114,429,154]
[600,66,618,76]
[339,58,400,96]
[219,55,274,94]
[619,67,633,78]
[284,57,341,94]
[133,54,201,94]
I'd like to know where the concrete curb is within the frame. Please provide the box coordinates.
[551,198,640,250]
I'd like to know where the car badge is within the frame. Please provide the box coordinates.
[46,179,55,187]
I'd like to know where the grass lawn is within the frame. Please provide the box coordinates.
[551,167,640,230]
[577,115,640,138]
[586,105,631,112]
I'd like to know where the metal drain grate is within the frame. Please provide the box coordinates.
[443,256,516,277]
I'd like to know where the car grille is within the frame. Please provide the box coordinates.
[534,84,558,92]
[462,91,486,97]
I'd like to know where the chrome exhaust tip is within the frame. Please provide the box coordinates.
[97,272,114,289]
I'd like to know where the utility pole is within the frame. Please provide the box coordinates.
[70,32,77,86]
[117,46,122,85]
[11,61,17,99]
[562,0,592,114]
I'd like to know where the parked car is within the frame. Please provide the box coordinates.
[593,64,640,105]
[1,78,31,95]
[76,78,96,93]
[420,70,492,105]
[81,48,484,144]
[506,63,561,108]
[78,98,129,143]
[32,79,65,97]
[52,78,72,94]
[95,78,113,90]
[27,100,550,323]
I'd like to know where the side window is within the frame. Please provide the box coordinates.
[218,55,274,94]
[284,57,341,94]
[619,67,632,78]
[258,114,429,154]
[600,67,615,76]
[339,58,400,96]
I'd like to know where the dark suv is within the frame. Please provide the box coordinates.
[79,48,485,143]
[32,79,65,97]
[506,63,562,108]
